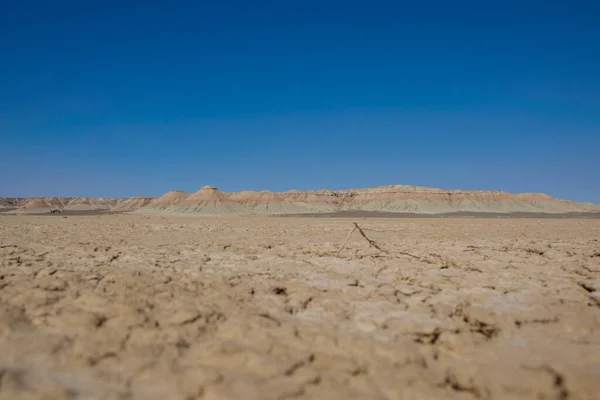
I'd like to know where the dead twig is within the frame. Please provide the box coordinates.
[335,224,358,257]
[353,222,388,254]
[336,222,423,261]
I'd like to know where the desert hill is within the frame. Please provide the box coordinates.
[0,198,19,209]
[3,185,599,215]
[149,190,190,206]
[229,190,311,214]
[64,197,118,210]
[6,197,123,213]
[138,191,191,213]
[111,197,154,212]
[135,185,600,215]
[16,198,54,214]
[177,186,249,215]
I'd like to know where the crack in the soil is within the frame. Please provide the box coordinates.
[412,327,442,345]
[515,317,560,328]
[579,282,596,293]
[524,365,570,400]
[439,372,482,398]
[284,354,315,377]
[257,313,281,326]
[459,315,500,340]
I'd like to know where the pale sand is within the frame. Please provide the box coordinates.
[0,214,599,399]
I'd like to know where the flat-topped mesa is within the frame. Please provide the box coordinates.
[333,187,586,213]
[341,184,441,193]
[129,184,600,215]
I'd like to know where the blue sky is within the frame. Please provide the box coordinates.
[1,1,598,202]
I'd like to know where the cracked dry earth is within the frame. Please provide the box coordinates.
[1,215,599,400]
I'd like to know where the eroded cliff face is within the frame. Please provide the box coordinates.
[5,197,125,213]
[267,185,597,214]
[139,185,599,215]
[0,198,21,208]
[4,185,599,214]
[111,197,154,212]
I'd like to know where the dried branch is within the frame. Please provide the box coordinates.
[353,222,388,254]
[335,224,357,257]
[336,222,424,261]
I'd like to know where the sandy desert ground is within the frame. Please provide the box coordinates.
[1,214,599,399]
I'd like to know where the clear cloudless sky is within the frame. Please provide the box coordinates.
[1,0,599,201]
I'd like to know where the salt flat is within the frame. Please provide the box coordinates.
[1,214,599,399]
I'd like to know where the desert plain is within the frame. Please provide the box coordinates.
[1,212,599,400]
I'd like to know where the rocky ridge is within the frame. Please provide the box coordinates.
[3,185,599,215]
[140,185,599,215]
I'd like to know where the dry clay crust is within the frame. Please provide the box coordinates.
[0,214,599,399]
